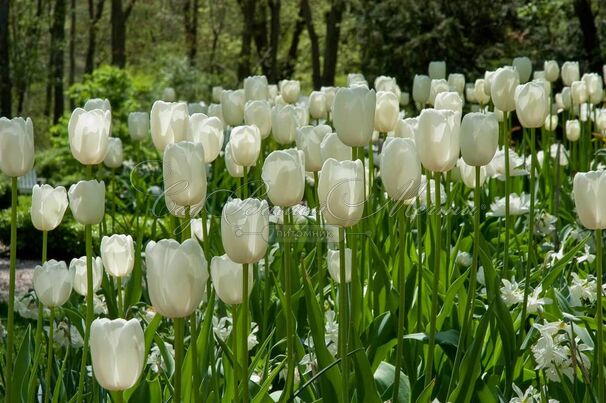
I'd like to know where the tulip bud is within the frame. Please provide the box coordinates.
[104,138,123,169]
[101,234,134,278]
[268,84,278,102]
[460,112,498,166]
[400,92,410,106]
[308,91,328,120]
[434,91,463,121]
[146,238,208,317]
[415,108,460,172]
[128,112,149,141]
[296,125,328,172]
[221,198,269,264]
[225,142,244,178]
[347,73,367,87]
[33,260,73,307]
[279,80,300,104]
[561,87,572,109]
[244,100,272,139]
[514,82,548,128]
[84,98,111,112]
[597,109,606,130]
[512,57,532,83]
[566,119,581,141]
[271,104,297,144]
[582,73,603,104]
[457,158,487,188]
[188,102,206,115]
[380,138,421,201]
[229,125,261,167]
[164,192,204,218]
[208,103,224,123]
[212,86,224,103]
[544,60,559,82]
[189,114,224,163]
[465,84,476,104]
[321,86,337,112]
[244,75,269,101]
[210,254,254,304]
[555,93,565,110]
[318,158,364,227]
[412,75,431,105]
[544,114,558,132]
[68,108,111,165]
[221,90,245,126]
[163,141,206,207]
[533,71,545,81]
[333,86,376,147]
[571,81,588,105]
[30,184,68,231]
[320,132,352,164]
[483,71,495,97]
[0,117,35,178]
[429,79,449,105]
[491,66,520,112]
[561,61,580,86]
[90,318,145,391]
[393,118,417,139]
[150,101,189,152]
[262,149,305,207]
[473,79,491,105]
[162,87,177,102]
[68,180,105,225]
[573,170,606,229]
[70,256,103,296]
[447,73,465,94]
[294,105,309,127]
[327,248,352,283]
[374,91,400,133]
[428,61,446,80]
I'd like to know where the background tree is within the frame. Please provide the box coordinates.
[0,0,11,116]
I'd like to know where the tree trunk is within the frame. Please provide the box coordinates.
[322,0,344,86]
[301,0,321,89]
[237,0,256,81]
[69,0,76,108]
[574,0,602,72]
[253,1,269,77]
[51,0,66,123]
[281,3,304,80]
[208,1,225,76]
[268,0,280,82]
[184,0,198,66]
[0,0,11,117]
[111,0,126,67]
[85,0,105,74]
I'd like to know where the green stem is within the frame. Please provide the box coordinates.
[338,226,349,402]
[111,169,116,233]
[504,113,511,278]
[415,198,423,334]
[393,204,408,402]
[425,171,441,386]
[114,391,124,403]
[314,171,324,297]
[28,230,47,403]
[190,311,200,402]
[173,317,184,403]
[76,223,94,402]
[45,307,55,403]
[6,177,18,402]
[232,304,239,402]
[116,276,123,318]
[241,263,250,403]
[595,228,604,403]
[283,207,295,398]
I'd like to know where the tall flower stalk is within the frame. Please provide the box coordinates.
[392,203,408,402]
[338,226,349,402]
[5,176,18,402]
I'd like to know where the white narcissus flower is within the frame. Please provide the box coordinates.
[70,256,103,297]
[526,285,552,314]
[0,117,35,177]
[487,193,530,217]
[569,272,597,306]
[500,279,523,306]
[101,234,135,278]
[33,260,73,307]
[30,184,68,231]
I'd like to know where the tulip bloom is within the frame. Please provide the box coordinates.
[221,198,269,264]
[333,86,376,147]
[128,112,149,141]
[415,108,460,172]
[308,91,328,120]
[68,180,105,225]
[84,98,111,111]
[162,87,177,102]
[460,112,499,166]
[0,117,35,177]
[229,125,261,167]
[374,76,401,98]
[244,75,269,101]
[393,118,417,139]
[150,101,189,152]
[318,158,365,227]
[280,80,301,104]
[244,100,272,139]
[321,86,337,112]
[428,61,446,80]
[573,171,606,229]
[380,138,422,201]
[68,108,111,165]
[271,104,297,144]
[163,141,207,207]
[582,73,603,104]
[208,103,224,123]
[104,137,123,169]
[210,254,254,305]
[491,66,520,112]
[221,89,246,126]
[447,73,465,94]
[212,86,224,103]
[514,82,548,128]
[374,91,400,133]
[571,81,588,105]
[296,125,329,172]
[89,318,145,391]
[429,79,449,105]
[146,239,209,318]
[101,234,135,278]
[70,256,103,296]
[262,149,305,207]
[561,61,580,86]
[327,248,352,283]
[412,75,431,105]
[189,114,224,163]
[30,184,68,231]
[320,133,352,163]
[33,260,73,307]
[544,60,559,82]
[512,56,532,83]
[473,79,491,105]
[225,142,244,178]
[434,91,463,120]
[457,158,487,188]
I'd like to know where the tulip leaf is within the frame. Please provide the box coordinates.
[124,233,144,310]
[373,361,411,403]
[13,325,32,401]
